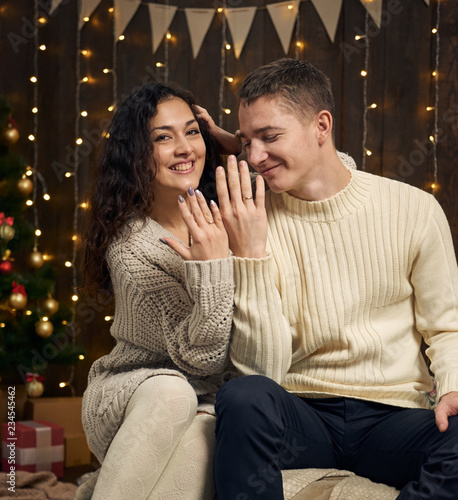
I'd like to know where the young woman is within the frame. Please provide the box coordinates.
[79,83,234,500]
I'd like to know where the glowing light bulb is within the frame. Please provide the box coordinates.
[72,295,79,302]
[217,7,223,12]
[43,194,50,201]
[35,229,41,236]
[28,134,35,141]
[432,28,437,34]
[369,103,377,109]
[225,43,231,50]
[166,32,171,40]
[360,70,367,77]
[76,138,83,145]
[59,382,66,388]
[32,107,38,113]
[38,16,47,25]
[108,7,114,13]
[26,310,32,316]
[26,200,33,206]
[30,76,37,83]
[118,35,125,41]
[81,110,88,117]
[366,150,372,156]
[65,172,72,178]
[223,108,231,115]
[79,355,85,360]
[225,76,234,82]
[426,106,435,111]
[81,76,89,82]
[156,62,164,67]
[39,44,46,51]
[83,16,89,22]
[108,105,114,112]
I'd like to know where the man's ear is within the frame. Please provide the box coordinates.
[316,110,333,145]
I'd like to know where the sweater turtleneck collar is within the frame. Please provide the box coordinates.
[275,152,373,223]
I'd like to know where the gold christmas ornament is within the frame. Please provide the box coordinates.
[9,292,27,310]
[0,224,15,242]
[28,249,44,269]
[26,379,44,397]
[35,319,54,338]
[42,297,59,316]
[17,177,33,196]
[2,123,19,145]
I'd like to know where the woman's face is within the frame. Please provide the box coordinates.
[150,98,206,200]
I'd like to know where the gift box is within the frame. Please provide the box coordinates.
[2,420,64,477]
[24,397,92,467]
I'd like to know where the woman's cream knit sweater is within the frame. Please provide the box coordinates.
[230,156,458,409]
[82,218,234,462]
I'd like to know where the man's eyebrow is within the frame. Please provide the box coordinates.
[151,118,197,132]
[238,126,284,138]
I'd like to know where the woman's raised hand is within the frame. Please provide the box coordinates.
[195,105,242,156]
[216,155,267,258]
[162,187,230,261]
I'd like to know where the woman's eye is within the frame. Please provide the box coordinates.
[186,128,200,136]
[242,141,251,149]
[155,135,170,142]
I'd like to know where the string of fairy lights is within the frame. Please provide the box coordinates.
[19,1,443,392]
[360,1,441,191]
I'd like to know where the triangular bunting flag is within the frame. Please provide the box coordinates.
[423,0,430,4]
[185,9,215,59]
[266,0,300,55]
[114,0,141,41]
[148,4,177,54]
[224,7,257,59]
[50,0,64,15]
[78,0,103,29]
[311,0,342,42]
[360,0,383,28]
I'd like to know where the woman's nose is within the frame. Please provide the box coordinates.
[176,136,193,155]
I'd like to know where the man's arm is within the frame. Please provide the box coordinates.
[216,156,293,382]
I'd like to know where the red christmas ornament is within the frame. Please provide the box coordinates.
[0,260,13,274]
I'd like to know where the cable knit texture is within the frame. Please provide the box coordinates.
[230,153,458,409]
[82,217,234,462]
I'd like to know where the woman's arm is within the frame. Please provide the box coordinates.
[195,105,242,156]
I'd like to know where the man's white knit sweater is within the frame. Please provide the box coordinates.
[230,155,458,409]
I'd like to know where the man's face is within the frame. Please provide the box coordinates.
[238,96,321,199]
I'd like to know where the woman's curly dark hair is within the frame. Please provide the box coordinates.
[82,83,221,293]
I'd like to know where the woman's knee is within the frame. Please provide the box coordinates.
[127,375,198,424]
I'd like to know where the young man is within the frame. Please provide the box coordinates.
[211,58,458,499]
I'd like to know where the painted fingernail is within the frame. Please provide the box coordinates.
[195,189,202,198]
[188,187,194,196]
[210,200,217,207]
[178,195,185,203]
[159,238,168,245]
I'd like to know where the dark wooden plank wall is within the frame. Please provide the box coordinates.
[0,0,456,396]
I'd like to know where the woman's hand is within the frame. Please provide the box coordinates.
[216,155,267,258]
[195,105,242,156]
[161,188,230,261]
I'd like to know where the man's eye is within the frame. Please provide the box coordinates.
[264,135,278,142]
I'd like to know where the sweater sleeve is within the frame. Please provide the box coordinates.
[108,235,234,378]
[230,254,292,383]
[411,197,458,400]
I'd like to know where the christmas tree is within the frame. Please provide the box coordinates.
[0,96,84,396]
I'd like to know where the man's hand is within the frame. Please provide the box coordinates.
[435,391,458,432]
[216,155,267,258]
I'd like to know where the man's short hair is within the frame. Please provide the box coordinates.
[238,58,335,124]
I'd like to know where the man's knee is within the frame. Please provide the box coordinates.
[216,375,282,419]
